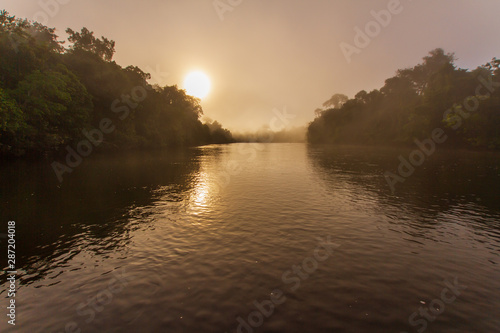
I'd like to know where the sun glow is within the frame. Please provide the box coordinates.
[183,71,211,99]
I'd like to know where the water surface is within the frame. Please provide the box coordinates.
[1,143,499,332]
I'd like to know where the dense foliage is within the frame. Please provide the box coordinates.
[0,10,233,157]
[308,49,500,150]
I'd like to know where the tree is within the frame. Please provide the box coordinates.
[66,27,115,61]
[308,48,500,150]
[11,64,92,151]
[0,12,233,157]
[0,88,26,154]
[322,93,348,109]
[397,48,456,95]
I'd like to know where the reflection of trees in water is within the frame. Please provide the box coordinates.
[0,148,208,286]
[306,145,500,233]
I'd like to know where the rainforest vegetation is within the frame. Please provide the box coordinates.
[308,49,500,150]
[0,10,233,157]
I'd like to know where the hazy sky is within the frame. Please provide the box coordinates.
[3,0,500,131]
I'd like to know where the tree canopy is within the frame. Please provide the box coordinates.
[308,48,500,150]
[0,10,233,157]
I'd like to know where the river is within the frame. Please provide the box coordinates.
[0,143,499,332]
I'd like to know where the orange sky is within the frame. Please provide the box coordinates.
[3,0,500,131]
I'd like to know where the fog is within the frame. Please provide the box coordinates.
[3,0,500,132]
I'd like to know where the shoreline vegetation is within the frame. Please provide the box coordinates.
[2,11,499,161]
[307,49,500,150]
[0,10,234,159]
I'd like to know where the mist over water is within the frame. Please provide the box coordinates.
[1,144,499,332]
[2,1,500,331]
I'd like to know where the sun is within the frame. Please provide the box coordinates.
[183,71,211,99]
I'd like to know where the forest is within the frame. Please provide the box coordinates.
[3,9,499,158]
[0,10,233,158]
[308,49,500,150]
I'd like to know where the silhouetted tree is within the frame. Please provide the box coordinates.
[0,11,233,157]
[308,49,500,150]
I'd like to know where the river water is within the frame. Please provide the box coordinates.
[0,143,499,332]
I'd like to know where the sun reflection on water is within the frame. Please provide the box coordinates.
[188,172,217,219]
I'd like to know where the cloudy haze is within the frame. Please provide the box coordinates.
[3,0,500,131]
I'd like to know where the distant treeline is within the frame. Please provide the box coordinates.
[308,49,500,150]
[0,10,233,157]
[233,126,306,143]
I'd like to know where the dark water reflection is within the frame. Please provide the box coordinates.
[1,149,201,287]
[0,144,499,332]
